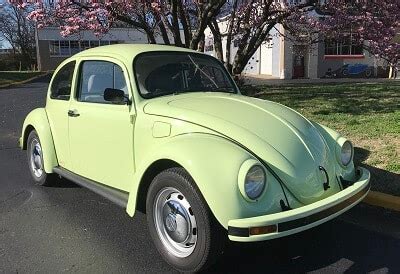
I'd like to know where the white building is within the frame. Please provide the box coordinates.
[36,24,389,78]
[203,15,387,79]
[36,27,155,71]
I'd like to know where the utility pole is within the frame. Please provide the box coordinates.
[35,22,41,71]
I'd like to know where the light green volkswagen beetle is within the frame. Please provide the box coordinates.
[20,44,370,272]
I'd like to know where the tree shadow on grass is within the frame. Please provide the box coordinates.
[253,82,400,116]
[354,147,400,196]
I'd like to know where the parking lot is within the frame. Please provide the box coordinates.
[1,78,400,273]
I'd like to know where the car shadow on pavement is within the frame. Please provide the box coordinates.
[3,178,399,273]
[47,177,81,188]
[354,147,400,196]
[206,219,400,273]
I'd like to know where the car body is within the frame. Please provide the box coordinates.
[341,63,373,77]
[20,44,370,272]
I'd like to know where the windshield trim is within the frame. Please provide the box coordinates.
[132,51,239,99]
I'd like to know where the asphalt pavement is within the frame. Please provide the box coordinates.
[1,78,400,273]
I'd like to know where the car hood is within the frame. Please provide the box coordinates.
[143,93,339,204]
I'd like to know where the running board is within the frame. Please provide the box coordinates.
[53,167,129,208]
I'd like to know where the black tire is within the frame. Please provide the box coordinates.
[365,68,373,78]
[146,167,226,272]
[26,130,57,186]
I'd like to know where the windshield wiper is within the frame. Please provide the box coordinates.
[187,55,220,89]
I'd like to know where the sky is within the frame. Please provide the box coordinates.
[0,0,13,49]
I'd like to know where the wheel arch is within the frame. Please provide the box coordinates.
[21,124,35,150]
[135,158,182,213]
[21,108,58,173]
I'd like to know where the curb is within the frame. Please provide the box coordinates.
[0,72,49,89]
[363,191,400,212]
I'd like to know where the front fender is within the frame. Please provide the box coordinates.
[20,108,58,173]
[126,133,287,228]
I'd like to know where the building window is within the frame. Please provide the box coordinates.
[49,41,60,56]
[60,41,70,56]
[70,41,80,54]
[81,41,90,51]
[90,40,99,48]
[325,37,363,56]
[48,40,118,57]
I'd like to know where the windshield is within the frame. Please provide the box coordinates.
[134,52,238,99]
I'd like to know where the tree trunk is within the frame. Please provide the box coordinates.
[156,13,171,45]
[225,0,238,71]
[225,63,233,75]
[198,34,205,52]
[190,1,227,50]
[158,20,171,45]
[232,23,275,75]
[208,20,223,62]
[170,0,183,47]
[146,29,157,44]
[177,0,192,47]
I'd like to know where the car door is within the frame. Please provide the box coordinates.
[46,60,77,170]
[68,58,135,191]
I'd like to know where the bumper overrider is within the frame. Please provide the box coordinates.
[228,167,371,242]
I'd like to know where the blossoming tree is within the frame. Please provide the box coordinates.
[304,0,400,78]
[10,0,227,51]
[10,0,400,77]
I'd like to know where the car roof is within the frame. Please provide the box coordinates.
[73,44,198,62]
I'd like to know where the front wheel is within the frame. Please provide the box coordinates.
[26,130,57,186]
[146,168,226,272]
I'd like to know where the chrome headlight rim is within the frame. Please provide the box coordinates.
[238,159,267,202]
[337,138,354,167]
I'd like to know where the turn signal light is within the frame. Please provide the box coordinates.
[249,225,277,235]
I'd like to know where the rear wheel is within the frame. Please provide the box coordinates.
[26,130,57,186]
[365,68,373,78]
[146,167,226,272]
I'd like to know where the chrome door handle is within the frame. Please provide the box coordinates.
[68,110,80,117]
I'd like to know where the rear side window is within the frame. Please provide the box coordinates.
[78,61,128,104]
[50,61,75,100]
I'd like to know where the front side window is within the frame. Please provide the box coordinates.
[78,61,128,104]
[50,61,75,100]
[134,52,237,99]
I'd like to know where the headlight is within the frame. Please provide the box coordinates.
[340,140,353,166]
[244,165,266,200]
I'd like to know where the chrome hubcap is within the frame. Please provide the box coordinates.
[30,139,43,178]
[154,187,197,258]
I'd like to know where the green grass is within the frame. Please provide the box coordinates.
[243,82,400,175]
[0,71,44,86]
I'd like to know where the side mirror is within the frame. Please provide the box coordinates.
[104,88,130,105]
